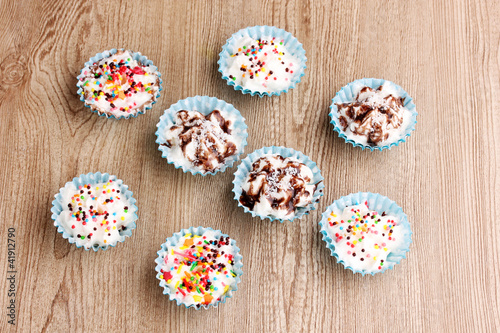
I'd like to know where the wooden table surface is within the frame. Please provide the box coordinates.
[1,0,499,332]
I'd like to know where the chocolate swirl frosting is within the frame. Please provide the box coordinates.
[336,84,407,146]
[239,154,317,219]
[162,110,237,173]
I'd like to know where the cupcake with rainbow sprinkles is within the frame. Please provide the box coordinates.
[218,26,307,97]
[77,48,162,119]
[51,172,138,251]
[320,192,412,275]
[155,227,243,309]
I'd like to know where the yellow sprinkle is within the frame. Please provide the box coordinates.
[332,214,337,217]
[103,185,107,189]
[160,274,163,279]
[373,256,377,261]
[107,189,111,193]
[224,286,229,293]
[384,248,388,251]
[121,216,125,221]
[353,240,357,245]
[193,295,202,302]
[184,233,192,238]
[167,279,171,284]
[175,281,180,289]
[96,187,99,190]
[113,226,116,230]
[177,264,183,274]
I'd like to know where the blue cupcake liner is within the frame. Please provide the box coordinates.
[218,26,307,97]
[329,78,417,151]
[319,192,412,276]
[155,96,248,176]
[77,48,163,120]
[233,146,324,222]
[51,172,138,251]
[154,226,243,310]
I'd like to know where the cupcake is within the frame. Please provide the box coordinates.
[51,172,138,251]
[233,146,324,222]
[77,48,162,119]
[218,26,307,97]
[319,192,412,275]
[155,227,243,309]
[329,78,417,150]
[155,96,248,175]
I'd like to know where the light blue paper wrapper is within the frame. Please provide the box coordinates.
[77,48,163,120]
[51,172,138,252]
[218,26,307,97]
[154,226,243,310]
[233,146,324,222]
[155,96,248,176]
[319,192,412,276]
[329,78,417,151]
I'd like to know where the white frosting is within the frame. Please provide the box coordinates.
[325,204,404,273]
[336,83,412,146]
[79,50,159,117]
[225,36,300,93]
[158,230,237,307]
[57,179,136,249]
[240,154,316,220]
[163,110,243,173]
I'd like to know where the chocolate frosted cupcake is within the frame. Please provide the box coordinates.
[218,26,307,97]
[329,78,417,150]
[155,227,243,309]
[233,146,324,222]
[77,49,162,119]
[51,172,138,251]
[155,96,248,175]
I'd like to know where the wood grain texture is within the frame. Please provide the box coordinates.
[0,0,499,332]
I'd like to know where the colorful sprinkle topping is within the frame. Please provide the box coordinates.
[158,230,238,308]
[58,178,134,249]
[226,36,299,93]
[79,50,159,117]
[326,202,404,273]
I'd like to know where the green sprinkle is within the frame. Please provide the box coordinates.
[80,196,84,199]
[190,276,194,281]
[145,87,151,92]
[81,236,85,240]
[204,240,209,244]
[84,80,89,86]
[124,210,128,213]
[190,261,198,271]
[243,46,246,49]
[196,286,201,294]
[108,75,112,80]
[230,270,236,277]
